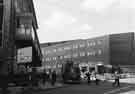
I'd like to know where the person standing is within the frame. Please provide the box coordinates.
[91,70,99,85]
[112,71,120,87]
[95,72,99,85]
[51,70,57,86]
[42,69,47,85]
[31,68,38,87]
[86,71,91,84]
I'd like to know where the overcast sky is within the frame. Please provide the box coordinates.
[33,0,135,43]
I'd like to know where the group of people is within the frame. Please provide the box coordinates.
[29,68,57,87]
[85,70,120,87]
[85,71,99,85]
[42,70,57,86]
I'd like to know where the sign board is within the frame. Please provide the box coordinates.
[17,47,32,63]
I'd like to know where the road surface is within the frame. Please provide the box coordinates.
[30,81,135,94]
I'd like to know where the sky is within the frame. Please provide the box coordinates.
[33,0,135,43]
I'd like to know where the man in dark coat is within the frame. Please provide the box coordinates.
[51,70,57,86]
[86,71,91,84]
[42,69,47,85]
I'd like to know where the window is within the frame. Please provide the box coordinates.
[92,42,96,46]
[79,43,85,48]
[41,50,44,55]
[64,46,71,50]
[80,52,85,56]
[16,23,33,40]
[64,55,71,59]
[46,57,51,61]
[25,27,32,38]
[87,41,96,47]
[47,66,51,68]
[87,42,92,47]
[20,24,25,34]
[58,48,63,51]
[46,58,49,61]
[45,50,51,54]
[53,49,57,52]
[59,56,63,59]
[53,65,56,68]
[58,64,62,68]
[97,40,102,45]
[15,0,30,13]
[73,45,78,49]
[42,58,44,62]
[72,53,78,58]
[31,27,35,40]
[87,52,92,56]
[53,57,57,60]
[92,51,96,56]
[98,50,102,55]
[87,51,96,56]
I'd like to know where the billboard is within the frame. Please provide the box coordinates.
[17,47,32,63]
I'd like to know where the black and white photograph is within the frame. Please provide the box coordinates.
[0,0,135,94]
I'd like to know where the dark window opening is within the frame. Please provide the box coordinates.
[81,67,88,73]
[97,65,105,74]
[89,67,95,72]
[16,18,20,28]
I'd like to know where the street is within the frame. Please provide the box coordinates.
[30,81,135,94]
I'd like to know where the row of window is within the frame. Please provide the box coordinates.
[42,40,102,55]
[43,50,102,62]
[17,56,32,63]
[43,61,104,69]
[44,64,62,69]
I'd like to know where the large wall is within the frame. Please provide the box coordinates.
[109,32,134,65]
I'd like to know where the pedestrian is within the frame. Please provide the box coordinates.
[95,72,99,85]
[49,69,52,82]
[91,71,99,85]
[112,71,120,87]
[51,70,57,86]
[31,68,38,87]
[86,71,91,84]
[42,69,47,85]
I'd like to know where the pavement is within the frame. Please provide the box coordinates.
[96,74,135,84]
[0,81,66,94]
[106,78,135,84]
[31,81,135,94]
[103,78,135,94]
[1,78,135,94]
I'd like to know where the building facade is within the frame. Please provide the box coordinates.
[41,32,135,73]
[17,47,32,64]
[41,35,110,72]
[0,0,42,75]
[109,32,135,72]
